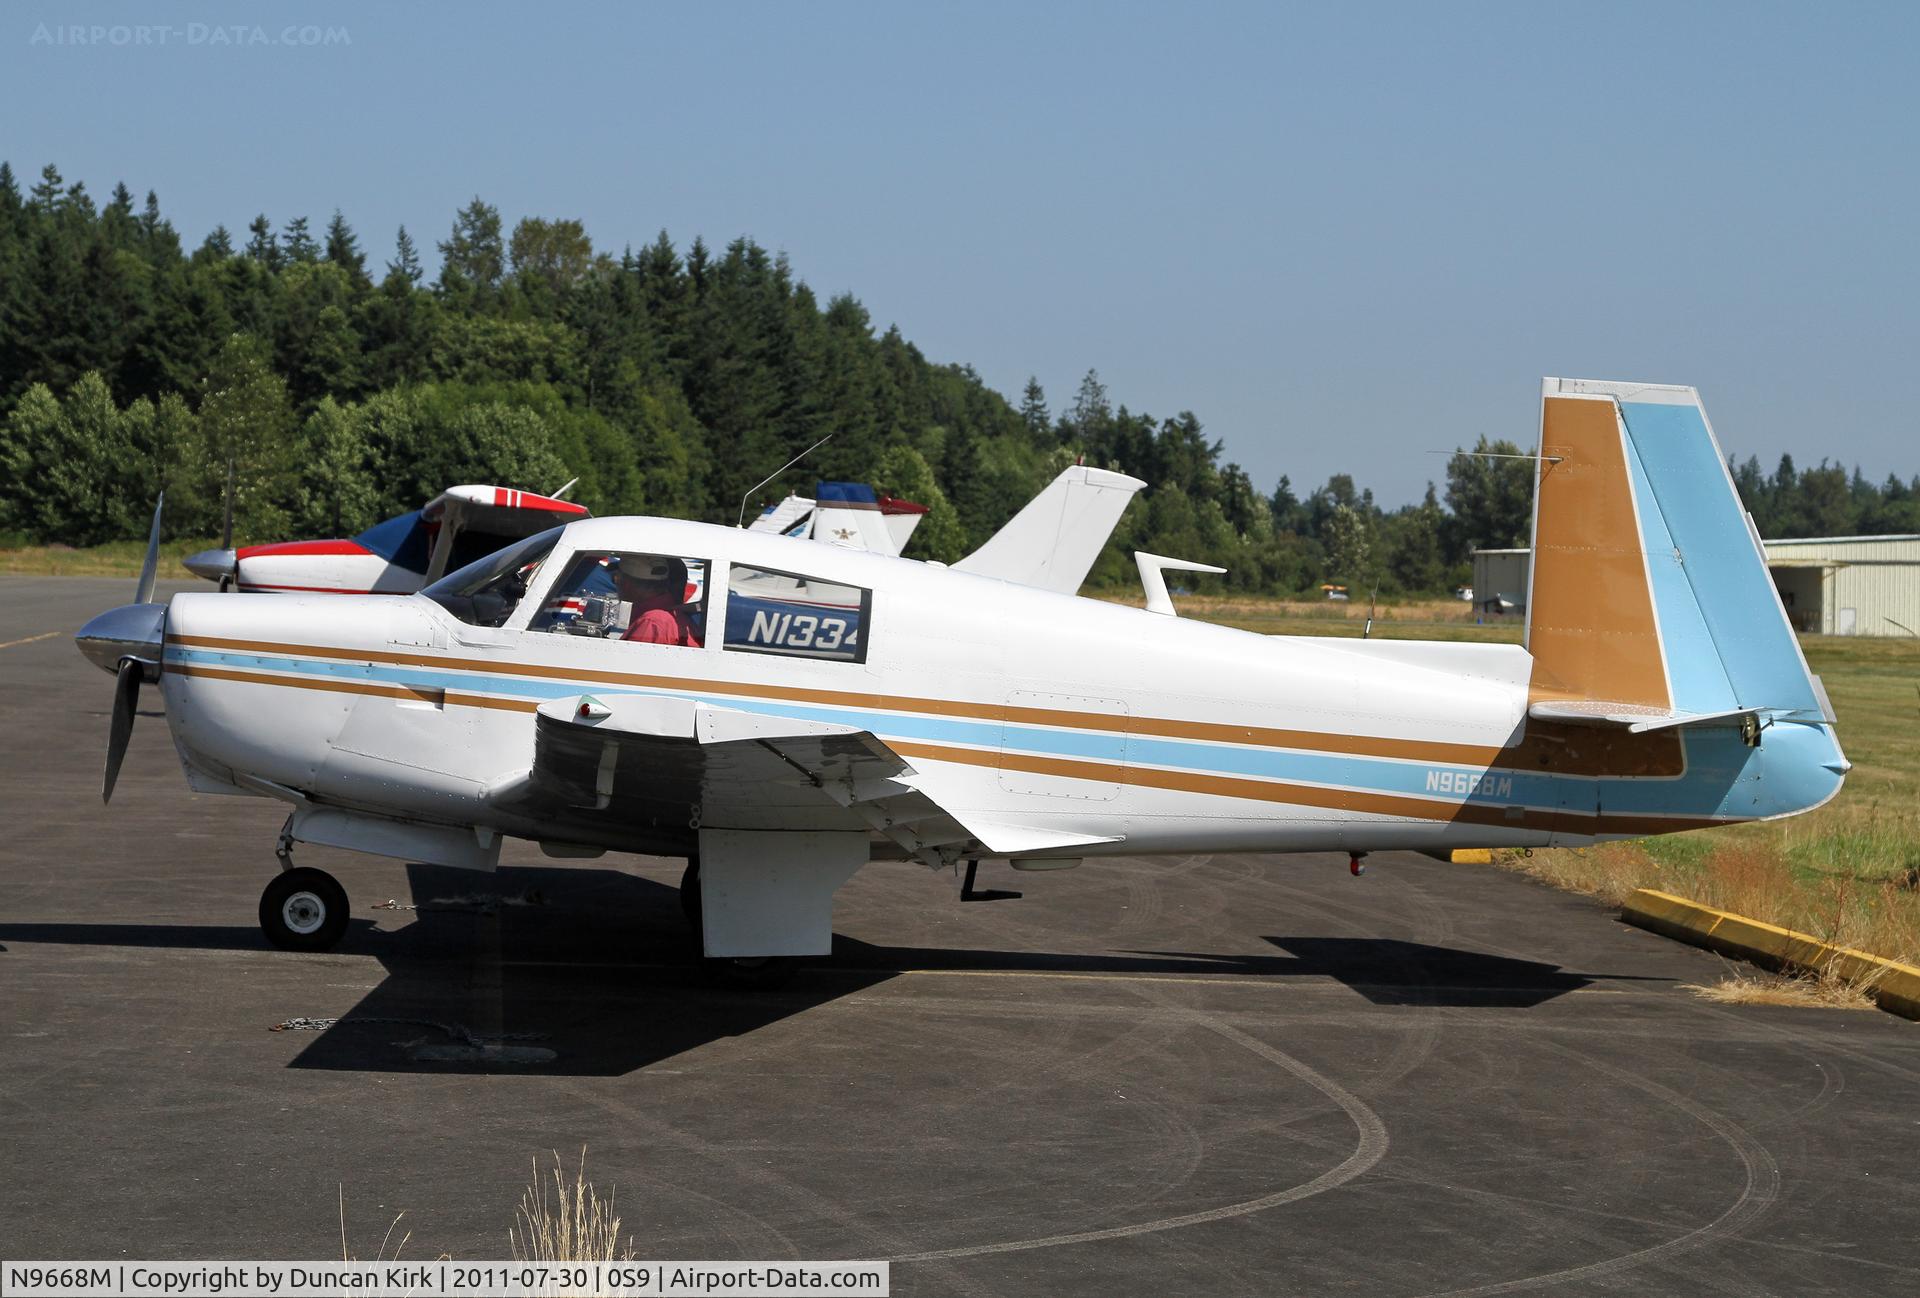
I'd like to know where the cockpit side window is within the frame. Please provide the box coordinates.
[723,564,870,663]
[420,528,561,627]
[528,551,709,648]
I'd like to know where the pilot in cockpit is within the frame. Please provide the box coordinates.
[612,554,704,647]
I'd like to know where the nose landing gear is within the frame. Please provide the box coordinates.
[260,866,349,951]
[1348,852,1367,877]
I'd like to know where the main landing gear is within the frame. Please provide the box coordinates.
[679,857,794,988]
[1348,852,1368,877]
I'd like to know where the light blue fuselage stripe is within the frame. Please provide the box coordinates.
[1619,402,1819,713]
[164,643,1832,821]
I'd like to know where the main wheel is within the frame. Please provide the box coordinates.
[260,867,349,952]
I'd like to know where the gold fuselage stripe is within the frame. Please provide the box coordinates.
[165,632,1510,763]
[167,654,1718,836]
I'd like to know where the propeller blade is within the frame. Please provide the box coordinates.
[221,458,235,551]
[103,658,142,803]
[133,493,164,606]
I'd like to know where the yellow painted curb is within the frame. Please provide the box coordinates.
[1451,849,1493,865]
[1622,888,1920,1022]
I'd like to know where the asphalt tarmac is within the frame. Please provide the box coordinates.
[2,575,1917,1295]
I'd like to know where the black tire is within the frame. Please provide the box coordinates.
[260,867,349,952]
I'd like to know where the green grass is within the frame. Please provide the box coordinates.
[0,537,221,581]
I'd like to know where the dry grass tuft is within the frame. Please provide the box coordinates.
[1682,961,1879,1011]
[510,1147,635,1265]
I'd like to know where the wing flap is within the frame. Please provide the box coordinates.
[1528,700,1757,733]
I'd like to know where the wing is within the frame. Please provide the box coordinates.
[493,693,1119,864]
[424,484,591,538]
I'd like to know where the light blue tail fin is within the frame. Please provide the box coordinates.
[1528,378,1832,730]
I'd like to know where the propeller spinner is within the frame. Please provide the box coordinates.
[74,494,168,801]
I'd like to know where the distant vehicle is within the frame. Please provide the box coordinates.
[75,377,1847,971]
[1321,583,1350,601]
[1456,586,1474,602]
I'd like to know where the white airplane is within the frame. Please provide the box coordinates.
[75,379,1846,977]
[182,484,590,595]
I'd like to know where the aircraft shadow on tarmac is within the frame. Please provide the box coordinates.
[0,862,1664,1075]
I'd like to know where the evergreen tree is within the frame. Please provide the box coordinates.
[28,163,63,214]
[198,225,235,260]
[1066,368,1110,440]
[323,210,368,288]
[244,215,281,269]
[386,225,422,285]
[437,197,504,299]
[281,215,319,263]
[1019,376,1050,441]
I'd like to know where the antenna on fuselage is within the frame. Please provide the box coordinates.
[736,433,834,528]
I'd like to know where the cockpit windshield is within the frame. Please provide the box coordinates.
[421,527,561,626]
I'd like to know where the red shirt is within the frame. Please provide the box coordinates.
[623,599,703,647]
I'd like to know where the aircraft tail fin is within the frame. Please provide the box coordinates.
[811,481,898,555]
[1526,379,1828,725]
[953,465,1145,594]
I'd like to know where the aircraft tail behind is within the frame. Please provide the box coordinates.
[1525,378,1832,731]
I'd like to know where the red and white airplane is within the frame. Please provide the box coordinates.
[183,485,590,596]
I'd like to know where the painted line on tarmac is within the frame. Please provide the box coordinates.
[0,631,59,650]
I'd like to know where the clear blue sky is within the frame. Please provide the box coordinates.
[6,1,1915,507]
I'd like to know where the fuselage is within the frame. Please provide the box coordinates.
[155,515,1847,863]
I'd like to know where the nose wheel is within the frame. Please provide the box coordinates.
[1348,852,1367,877]
[260,866,349,951]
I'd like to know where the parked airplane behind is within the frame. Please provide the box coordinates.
[183,485,588,595]
[746,481,929,556]
[78,380,1844,972]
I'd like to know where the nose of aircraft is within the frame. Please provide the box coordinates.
[74,602,166,678]
[182,547,238,584]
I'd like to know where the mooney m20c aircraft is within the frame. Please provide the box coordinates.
[77,379,1845,970]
